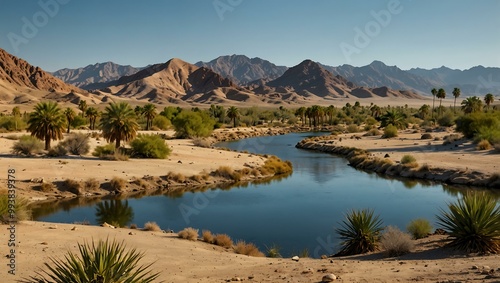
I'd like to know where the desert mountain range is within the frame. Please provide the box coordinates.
[52,55,500,96]
[1,48,430,107]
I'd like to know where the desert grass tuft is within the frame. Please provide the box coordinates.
[109,177,127,191]
[213,234,233,248]
[407,218,433,239]
[234,241,265,257]
[143,221,161,232]
[380,226,414,257]
[40,182,55,192]
[202,230,214,244]
[83,178,100,191]
[476,139,492,150]
[178,227,199,241]
[64,179,82,195]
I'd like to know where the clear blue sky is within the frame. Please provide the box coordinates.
[1,0,499,71]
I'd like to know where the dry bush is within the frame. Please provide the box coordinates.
[380,226,414,257]
[110,177,127,191]
[476,139,492,150]
[214,234,233,248]
[129,224,137,229]
[178,227,199,241]
[418,163,430,172]
[143,221,161,231]
[167,172,186,183]
[193,138,212,148]
[83,178,100,191]
[234,241,265,257]
[64,179,82,195]
[401,155,418,168]
[47,144,68,157]
[61,133,90,155]
[421,133,433,140]
[443,134,461,145]
[202,230,214,243]
[346,124,359,133]
[40,182,54,192]
[494,143,500,153]
[260,156,293,175]
[12,135,43,156]
[363,128,381,136]
[214,166,241,181]
[190,174,204,183]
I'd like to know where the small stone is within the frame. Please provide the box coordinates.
[40,242,48,245]
[471,265,479,270]
[248,275,254,280]
[384,154,390,158]
[322,273,337,282]
[231,277,241,281]
[321,255,328,259]
[302,268,314,274]
[483,266,491,271]
[129,232,135,235]
[71,226,77,231]
[292,256,299,262]
[48,225,57,229]
[101,222,116,229]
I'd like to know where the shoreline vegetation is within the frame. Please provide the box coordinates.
[296,134,500,189]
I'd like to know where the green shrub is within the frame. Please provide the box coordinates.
[25,238,159,283]
[61,133,90,155]
[407,218,433,239]
[47,144,68,157]
[152,115,171,130]
[437,112,456,127]
[363,128,381,136]
[12,135,43,155]
[401,155,416,164]
[70,115,88,129]
[172,110,215,138]
[335,209,383,256]
[93,143,129,160]
[380,226,414,257]
[382,125,398,138]
[346,124,359,133]
[456,112,500,140]
[178,227,199,241]
[476,126,500,145]
[266,244,281,258]
[0,193,31,222]
[130,134,171,159]
[436,192,500,253]
[0,116,27,131]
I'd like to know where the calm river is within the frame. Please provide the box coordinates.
[33,132,499,257]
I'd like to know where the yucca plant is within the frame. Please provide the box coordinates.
[23,238,161,283]
[334,209,384,256]
[436,192,500,253]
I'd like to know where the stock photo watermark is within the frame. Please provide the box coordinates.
[213,0,243,21]
[340,0,403,63]
[7,0,70,53]
[6,168,17,275]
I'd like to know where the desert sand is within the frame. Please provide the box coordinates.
[2,221,499,283]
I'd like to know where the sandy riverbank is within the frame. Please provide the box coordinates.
[2,221,499,282]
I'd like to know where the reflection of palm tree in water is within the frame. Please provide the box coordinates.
[95,200,134,228]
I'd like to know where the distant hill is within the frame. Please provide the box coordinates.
[195,55,288,85]
[52,62,141,90]
[408,65,500,95]
[255,60,422,100]
[0,48,92,105]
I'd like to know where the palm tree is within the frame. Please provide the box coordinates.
[142,103,157,130]
[78,100,87,117]
[295,107,306,126]
[63,107,75,133]
[452,88,461,113]
[431,88,437,120]
[325,105,335,125]
[484,93,494,111]
[226,106,239,128]
[100,102,139,148]
[27,101,65,150]
[11,106,21,117]
[436,88,446,117]
[418,104,430,119]
[380,110,406,129]
[461,96,483,114]
[85,107,99,130]
[370,105,381,118]
[310,105,322,127]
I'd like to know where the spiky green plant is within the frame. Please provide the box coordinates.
[436,192,500,253]
[24,238,160,283]
[335,209,383,256]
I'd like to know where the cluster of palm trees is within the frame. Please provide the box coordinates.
[27,101,141,150]
[295,105,337,127]
[431,87,497,117]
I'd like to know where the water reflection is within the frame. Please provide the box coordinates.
[95,200,134,228]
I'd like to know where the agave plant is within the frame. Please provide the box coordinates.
[335,209,384,256]
[24,238,160,283]
[437,192,500,254]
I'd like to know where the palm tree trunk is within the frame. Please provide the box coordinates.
[432,96,435,120]
[146,118,150,130]
[45,136,50,150]
[439,99,442,116]
[116,138,121,149]
[233,118,236,128]
[67,122,71,134]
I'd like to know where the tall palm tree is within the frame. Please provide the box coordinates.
[310,105,322,127]
[452,88,461,113]
[63,107,76,133]
[431,88,437,120]
[295,107,306,126]
[27,101,65,150]
[78,100,87,117]
[100,102,139,148]
[436,88,446,117]
[142,103,157,130]
[484,93,494,111]
[461,96,483,114]
[85,107,99,130]
[226,106,239,128]
[370,105,381,118]
[325,105,335,125]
